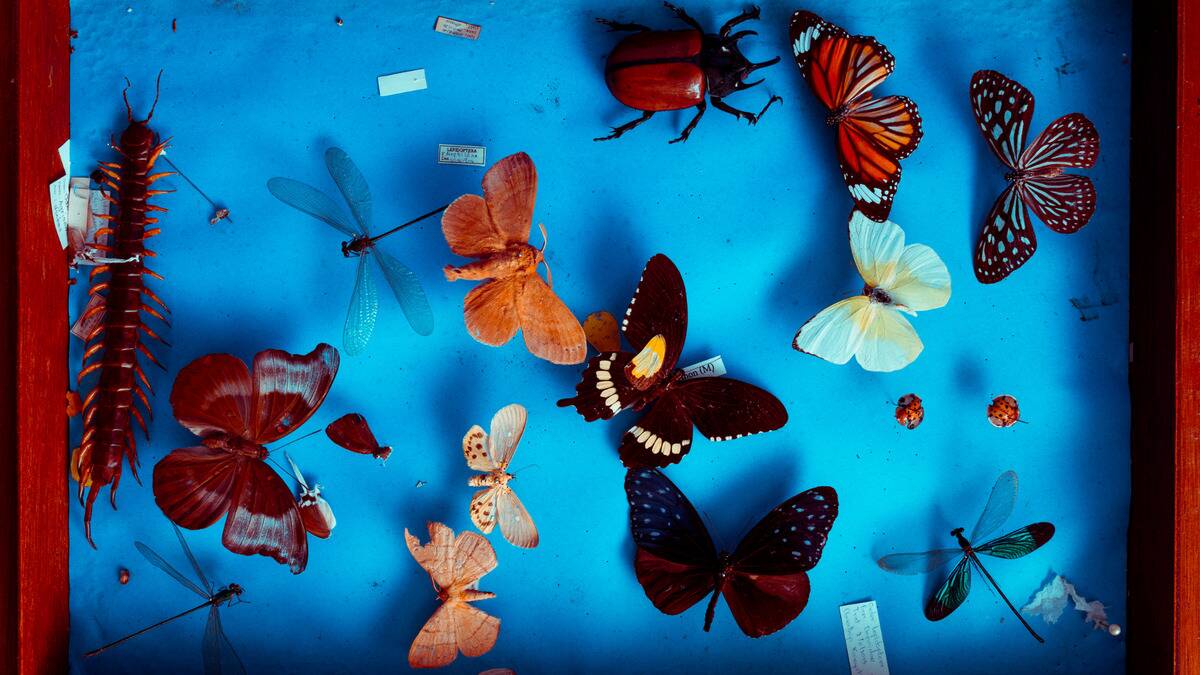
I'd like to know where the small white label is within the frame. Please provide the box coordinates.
[434,16,481,40]
[378,69,427,96]
[679,355,726,380]
[438,144,486,166]
[840,601,890,675]
[67,178,93,244]
[71,294,105,340]
[49,176,71,248]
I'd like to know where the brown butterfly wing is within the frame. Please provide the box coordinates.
[222,458,308,574]
[517,274,586,364]
[153,445,241,530]
[463,278,522,347]
[325,413,388,458]
[441,152,536,258]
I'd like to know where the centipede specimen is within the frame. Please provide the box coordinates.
[74,76,172,546]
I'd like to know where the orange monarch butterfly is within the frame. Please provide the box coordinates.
[789,11,923,222]
[969,70,1100,283]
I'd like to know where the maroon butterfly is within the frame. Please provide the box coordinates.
[970,70,1100,283]
[152,343,340,574]
[790,11,923,222]
[326,413,392,461]
[557,254,787,468]
[626,468,838,637]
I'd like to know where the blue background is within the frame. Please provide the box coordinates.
[66,1,1131,673]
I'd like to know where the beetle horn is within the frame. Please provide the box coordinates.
[748,56,781,71]
[726,29,758,42]
[735,78,765,91]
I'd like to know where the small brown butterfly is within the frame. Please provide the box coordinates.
[405,522,501,669]
[464,404,538,549]
[442,152,587,365]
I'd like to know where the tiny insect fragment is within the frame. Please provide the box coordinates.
[209,207,230,225]
[118,568,131,584]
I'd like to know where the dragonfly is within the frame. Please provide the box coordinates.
[877,470,1055,642]
[85,525,246,673]
[268,147,445,354]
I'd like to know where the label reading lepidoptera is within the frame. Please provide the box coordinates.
[434,16,481,40]
[679,355,726,381]
[840,601,890,675]
[378,69,427,96]
[438,144,486,167]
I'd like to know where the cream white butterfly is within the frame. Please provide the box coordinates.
[793,211,950,372]
[463,403,539,548]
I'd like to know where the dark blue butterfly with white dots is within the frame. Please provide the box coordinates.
[624,468,837,637]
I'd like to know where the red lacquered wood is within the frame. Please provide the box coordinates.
[604,30,705,111]
[0,0,71,673]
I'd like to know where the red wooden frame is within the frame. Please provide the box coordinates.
[0,1,1191,673]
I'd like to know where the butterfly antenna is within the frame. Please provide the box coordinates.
[537,223,554,287]
[268,428,323,454]
[511,463,540,476]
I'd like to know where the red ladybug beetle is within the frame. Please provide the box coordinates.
[894,394,924,430]
[595,2,782,143]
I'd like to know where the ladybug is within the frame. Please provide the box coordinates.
[894,394,924,430]
[987,395,1021,428]
[595,2,782,143]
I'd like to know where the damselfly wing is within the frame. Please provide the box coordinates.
[84,525,246,674]
[268,147,439,354]
[877,470,1055,642]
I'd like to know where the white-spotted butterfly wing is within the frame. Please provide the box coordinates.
[793,212,948,372]
[405,523,500,669]
[970,70,1100,283]
[561,255,787,469]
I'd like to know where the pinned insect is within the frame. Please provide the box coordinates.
[595,3,781,143]
[268,148,444,353]
[75,75,173,547]
[987,395,1022,428]
[326,413,392,461]
[286,453,336,539]
[894,394,924,430]
[464,404,538,549]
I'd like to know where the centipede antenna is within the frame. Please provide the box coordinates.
[157,155,233,224]
[144,70,164,123]
[122,78,135,121]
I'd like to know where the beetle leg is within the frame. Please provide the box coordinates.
[594,110,655,142]
[712,95,781,125]
[663,2,702,31]
[719,5,762,37]
[669,101,707,144]
[595,17,651,32]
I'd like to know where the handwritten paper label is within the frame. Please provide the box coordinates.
[840,601,890,675]
[67,178,93,245]
[71,294,105,340]
[378,69,427,96]
[434,16,481,40]
[49,176,71,248]
[438,144,486,166]
[680,355,726,381]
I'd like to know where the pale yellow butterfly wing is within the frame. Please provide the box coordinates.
[470,486,500,534]
[888,243,951,312]
[849,210,904,288]
[853,304,923,372]
[792,297,872,365]
[497,487,539,549]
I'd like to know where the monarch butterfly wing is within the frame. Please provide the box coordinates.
[557,351,643,421]
[793,297,872,366]
[619,392,695,469]
[925,556,973,621]
[626,468,718,615]
[374,248,435,336]
[344,253,379,356]
[675,377,788,444]
[462,277,521,347]
[970,470,1018,543]
[222,457,308,574]
[848,95,923,160]
[973,182,1037,284]
[324,147,373,235]
[974,523,1055,560]
[835,108,908,223]
[969,70,1035,170]
[169,353,254,439]
[1018,174,1097,234]
[248,344,340,444]
[622,255,687,373]
[516,274,587,365]
[789,11,894,109]
[877,548,962,575]
[723,572,812,638]
[1019,112,1100,172]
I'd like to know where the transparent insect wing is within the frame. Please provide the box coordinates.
[202,604,247,675]
[324,147,373,235]
[135,540,209,599]
[373,247,434,336]
[970,470,1018,543]
[266,177,362,237]
[344,254,380,355]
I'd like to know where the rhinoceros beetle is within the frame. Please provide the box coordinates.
[595,2,781,143]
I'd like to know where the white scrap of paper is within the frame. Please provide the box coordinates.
[49,139,72,248]
[378,69,427,96]
[1022,574,1110,630]
[839,601,890,675]
[679,355,726,381]
[57,139,70,177]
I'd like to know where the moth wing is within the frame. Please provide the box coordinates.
[463,277,521,347]
[481,152,536,245]
[497,487,539,549]
[488,403,527,469]
[517,274,587,365]
[452,529,499,586]
[406,522,458,590]
[470,486,500,535]
[463,424,498,472]
[407,604,459,669]
[450,602,500,658]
